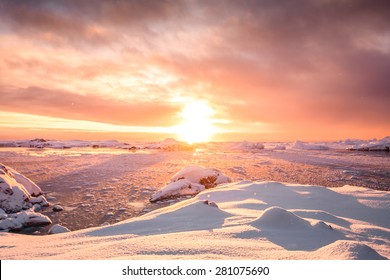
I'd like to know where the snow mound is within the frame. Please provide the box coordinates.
[48,224,70,234]
[89,200,232,236]
[252,206,309,229]
[317,240,387,260]
[293,141,330,150]
[150,166,231,202]
[146,138,193,151]
[348,136,390,152]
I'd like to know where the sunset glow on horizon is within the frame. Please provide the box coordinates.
[1,0,389,142]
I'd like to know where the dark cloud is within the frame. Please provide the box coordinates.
[0,0,187,47]
[0,86,180,126]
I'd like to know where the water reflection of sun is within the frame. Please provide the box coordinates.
[175,101,216,144]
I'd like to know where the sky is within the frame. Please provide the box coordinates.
[0,0,389,142]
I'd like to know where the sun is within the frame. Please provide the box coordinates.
[175,101,216,144]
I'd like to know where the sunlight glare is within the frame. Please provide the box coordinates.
[175,101,216,144]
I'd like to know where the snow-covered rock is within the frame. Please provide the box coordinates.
[48,224,70,234]
[0,163,46,212]
[0,209,51,231]
[30,195,49,207]
[0,163,52,231]
[145,138,193,151]
[150,179,205,202]
[293,141,330,150]
[150,166,231,202]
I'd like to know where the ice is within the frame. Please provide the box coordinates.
[227,141,265,151]
[293,141,330,150]
[348,136,390,151]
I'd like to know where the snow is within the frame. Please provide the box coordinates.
[227,141,265,151]
[293,141,330,150]
[48,224,70,234]
[150,166,231,202]
[0,180,388,260]
[0,209,51,231]
[150,179,205,202]
[145,138,193,151]
[0,163,51,231]
[348,136,390,151]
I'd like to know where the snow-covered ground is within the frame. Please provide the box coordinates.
[0,181,388,259]
[0,138,389,259]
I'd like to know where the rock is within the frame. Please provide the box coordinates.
[48,224,70,234]
[32,204,42,212]
[1,163,45,213]
[0,208,7,219]
[52,205,63,212]
[30,195,49,207]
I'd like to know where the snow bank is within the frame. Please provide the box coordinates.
[150,166,231,202]
[348,136,390,151]
[0,163,51,231]
[0,181,388,259]
[145,138,193,151]
[293,141,330,150]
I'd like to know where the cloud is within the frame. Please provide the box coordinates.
[0,86,180,126]
[0,0,389,139]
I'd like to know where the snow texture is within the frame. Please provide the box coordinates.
[1,180,388,260]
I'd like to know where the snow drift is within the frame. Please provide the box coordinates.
[0,180,388,260]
